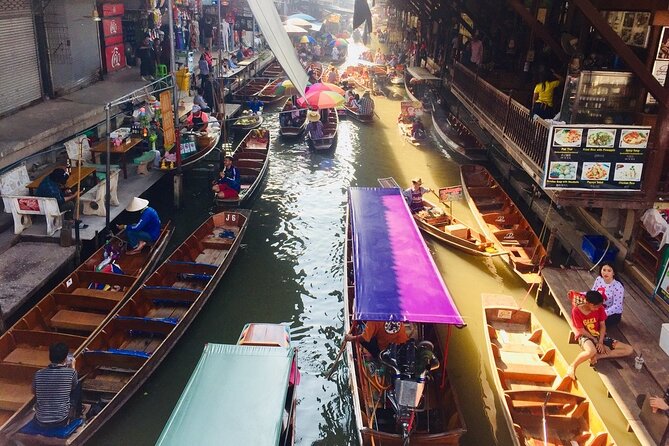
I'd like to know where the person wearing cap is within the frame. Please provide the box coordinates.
[403,178,433,213]
[117,197,161,255]
[35,168,79,220]
[185,105,209,131]
[212,155,241,199]
[306,110,324,139]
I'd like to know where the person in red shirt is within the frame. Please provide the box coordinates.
[567,290,633,380]
[345,321,410,358]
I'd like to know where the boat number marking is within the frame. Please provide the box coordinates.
[497,310,513,320]
[225,214,237,222]
[495,216,506,223]
[503,232,515,239]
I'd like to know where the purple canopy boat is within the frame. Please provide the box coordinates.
[344,187,467,446]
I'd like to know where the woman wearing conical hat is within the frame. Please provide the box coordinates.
[117,197,161,255]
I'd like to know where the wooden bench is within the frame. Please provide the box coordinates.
[49,310,105,332]
[80,169,120,216]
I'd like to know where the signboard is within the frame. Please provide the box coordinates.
[102,3,124,17]
[104,44,126,72]
[439,186,463,202]
[654,248,669,304]
[543,125,651,191]
[603,11,651,48]
[102,18,122,38]
[647,26,669,104]
[160,91,176,149]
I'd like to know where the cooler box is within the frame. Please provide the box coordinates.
[581,235,618,263]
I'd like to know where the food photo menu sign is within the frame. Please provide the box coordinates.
[543,125,651,191]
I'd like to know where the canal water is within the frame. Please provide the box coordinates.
[92,50,640,446]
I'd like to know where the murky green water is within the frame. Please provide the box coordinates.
[91,46,640,446]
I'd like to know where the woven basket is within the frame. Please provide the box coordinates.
[196,135,214,148]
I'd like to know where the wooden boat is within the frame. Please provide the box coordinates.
[231,79,270,102]
[345,187,467,446]
[4,210,249,445]
[0,225,173,434]
[279,98,307,137]
[460,165,547,285]
[404,67,440,114]
[431,110,487,161]
[260,60,284,77]
[321,65,340,84]
[232,111,264,133]
[306,109,338,151]
[257,78,287,105]
[156,323,298,445]
[161,116,222,170]
[377,177,501,257]
[215,129,270,207]
[343,104,374,123]
[482,293,614,446]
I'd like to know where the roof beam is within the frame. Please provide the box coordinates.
[506,0,568,63]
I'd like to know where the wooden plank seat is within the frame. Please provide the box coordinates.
[50,310,105,332]
[163,260,218,275]
[0,380,33,411]
[138,286,199,303]
[498,363,557,383]
[82,377,127,394]
[2,347,50,368]
[202,236,234,249]
[53,293,121,312]
[80,350,147,371]
[70,288,125,300]
[492,340,543,355]
[235,159,264,169]
[505,389,585,410]
[112,316,177,336]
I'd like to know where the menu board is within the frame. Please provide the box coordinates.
[543,125,651,191]
[160,91,175,150]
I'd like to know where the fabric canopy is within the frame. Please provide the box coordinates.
[348,188,465,325]
[156,343,294,446]
[407,66,440,81]
[246,0,308,99]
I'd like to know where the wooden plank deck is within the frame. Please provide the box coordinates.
[539,266,669,446]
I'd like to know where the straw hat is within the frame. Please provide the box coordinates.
[307,110,321,122]
[411,177,422,185]
[126,197,149,212]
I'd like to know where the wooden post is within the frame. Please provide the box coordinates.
[545,229,557,258]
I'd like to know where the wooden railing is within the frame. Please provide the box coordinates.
[451,63,549,174]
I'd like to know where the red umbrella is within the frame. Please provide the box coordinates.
[306,82,345,95]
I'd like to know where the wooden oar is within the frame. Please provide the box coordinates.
[325,333,350,380]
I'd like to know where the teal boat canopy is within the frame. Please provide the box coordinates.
[156,343,294,446]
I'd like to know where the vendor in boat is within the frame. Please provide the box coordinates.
[117,197,161,255]
[567,290,633,380]
[403,177,433,213]
[345,321,410,358]
[326,66,338,84]
[411,117,426,139]
[212,155,241,199]
[33,342,82,428]
[185,105,209,132]
[247,97,264,115]
[306,110,324,139]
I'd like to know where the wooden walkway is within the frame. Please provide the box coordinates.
[539,266,669,445]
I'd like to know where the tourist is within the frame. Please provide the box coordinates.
[403,178,432,213]
[197,54,210,86]
[567,290,633,380]
[117,197,161,255]
[332,45,340,61]
[345,321,410,358]
[212,155,241,199]
[470,32,483,68]
[531,68,563,119]
[33,343,81,427]
[592,261,624,328]
[306,110,324,139]
[358,91,375,116]
[411,117,426,139]
[185,105,209,131]
[137,35,156,81]
[193,88,210,113]
[649,395,669,415]
[35,168,78,221]
[326,66,338,84]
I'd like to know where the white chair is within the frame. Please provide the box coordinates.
[7,196,64,236]
[0,164,31,213]
[80,169,120,216]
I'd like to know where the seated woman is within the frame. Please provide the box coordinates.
[281,99,296,126]
[212,156,241,199]
[117,197,161,255]
[306,110,324,139]
[592,262,624,328]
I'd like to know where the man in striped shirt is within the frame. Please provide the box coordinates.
[33,343,82,426]
[358,91,375,116]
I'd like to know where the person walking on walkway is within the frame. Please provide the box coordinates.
[137,35,156,81]
[531,68,563,119]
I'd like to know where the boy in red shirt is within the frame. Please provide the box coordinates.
[567,290,633,380]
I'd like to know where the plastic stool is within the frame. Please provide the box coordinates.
[156,64,168,78]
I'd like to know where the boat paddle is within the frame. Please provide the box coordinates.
[325,329,353,380]
[542,391,551,446]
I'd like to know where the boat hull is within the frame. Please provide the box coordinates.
[431,112,487,162]
[344,105,374,123]
[306,109,338,152]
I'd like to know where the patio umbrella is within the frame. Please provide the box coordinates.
[297,90,345,109]
[336,31,351,39]
[274,79,311,96]
[289,13,317,21]
[299,35,317,44]
[284,24,308,34]
[333,38,349,47]
[286,17,313,28]
[307,82,345,95]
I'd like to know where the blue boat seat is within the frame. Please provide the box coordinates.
[19,418,84,438]
[87,349,151,359]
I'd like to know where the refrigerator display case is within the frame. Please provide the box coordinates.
[559,70,637,124]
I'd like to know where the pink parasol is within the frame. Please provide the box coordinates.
[306,82,345,95]
[297,90,345,109]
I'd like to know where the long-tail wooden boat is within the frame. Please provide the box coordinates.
[431,109,487,161]
[404,67,440,114]
[260,60,285,77]
[156,323,298,445]
[0,225,173,434]
[279,98,307,137]
[482,293,614,446]
[215,129,270,207]
[343,104,374,123]
[345,187,467,445]
[231,79,270,102]
[257,78,287,105]
[377,177,502,257]
[306,109,338,151]
[161,117,221,170]
[231,111,264,134]
[4,210,249,445]
[460,164,546,285]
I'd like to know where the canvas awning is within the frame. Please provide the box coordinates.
[348,188,465,325]
[156,343,294,446]
[406,66,440,81]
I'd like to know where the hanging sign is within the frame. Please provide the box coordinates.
[102,3,124,17]
[439,186,463,202]
[160,91,176,149]
[102,18,122,38]
[543,124,651,191]
[104,44,126,72]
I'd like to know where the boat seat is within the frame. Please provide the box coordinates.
[499,363,557,383]
[50,310,105,332]
[202,237,234,249]
[445,223,470,239]
[71,288,125,301]
[498,342,543,355]
[18,418,83,439]
[3,347,50,368]
[240,184,252,190]
[82,377,126,394]
[0,380,32,411]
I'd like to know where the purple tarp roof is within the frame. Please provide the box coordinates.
[348,188,465,325]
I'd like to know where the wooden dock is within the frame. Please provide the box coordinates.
[539,266,669,446]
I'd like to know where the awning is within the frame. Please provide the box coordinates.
[406,66,440,81]
[246,0,309,99]
[156,343,294,446]
[348,188,465,325]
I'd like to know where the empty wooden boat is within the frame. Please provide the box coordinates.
[482,293,614,446]
[215,129,270,207]
[260,61,285,77]
[377,177,501,257]
[156,323,298,446]
[231,79,270,103]
[431,110,487,161]
[306,109,338,152]
[4,210,249,445]
[257,78,287,105]
[345,187,467,445]
[461,165,546,284]
[0,225,172,435]
[279,98,307,137]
